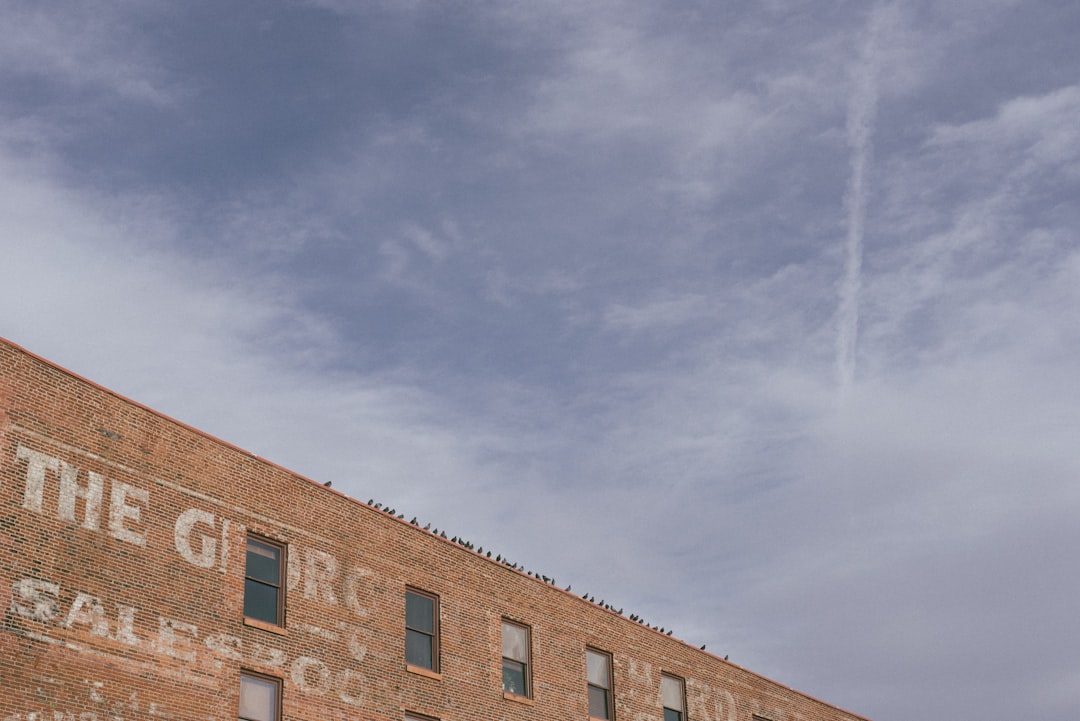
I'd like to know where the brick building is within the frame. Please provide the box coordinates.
[1,337,870,721]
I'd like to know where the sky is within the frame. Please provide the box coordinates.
[1,1,1079,719]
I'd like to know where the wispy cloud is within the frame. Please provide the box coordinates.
[602,293,709,335]
[836,3,899,397]
[928,83,1080,169]
[2,3,1079,720]
[0,0,179,107]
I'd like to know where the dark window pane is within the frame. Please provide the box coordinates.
[502,659,527,695]
[246,540,280,585]
[244,579,279,623]
[588,685,610,719]
[405,628,433,668]
[664,709,683,721]
[405,592,434,633]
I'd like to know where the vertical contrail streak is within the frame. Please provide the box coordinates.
[837,4,891,397]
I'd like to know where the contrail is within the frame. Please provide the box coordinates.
[837,4,892,397]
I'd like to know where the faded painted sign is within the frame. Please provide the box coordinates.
[5,442,375,710]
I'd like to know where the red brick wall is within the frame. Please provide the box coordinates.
[0,338,870,721]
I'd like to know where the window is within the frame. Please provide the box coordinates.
[501,620,531,697]
[587,648,614,719]
[244,535,285,626]
[662,674,685,721]
[405,588,439,671]
[239,672,280,721]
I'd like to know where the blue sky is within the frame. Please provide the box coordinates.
[2,2,1080,719]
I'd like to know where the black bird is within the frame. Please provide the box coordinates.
[324,481,332,487]
[367,498,374,505]
[700,644,706,650]
[724,655,729,660]
[565,584,572,592]
[410,517,418,524]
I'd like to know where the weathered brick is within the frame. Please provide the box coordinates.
[0,337,870,721]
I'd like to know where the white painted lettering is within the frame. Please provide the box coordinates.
[688,682,738,721]
[156,617,198,661]
[204,632,243,660]
[627,657,654,685]
[346,627,368,663]
[303,549,339,604]
[63,593,110,637]
[249,642,287,667]
[291,656,332,694]
[336,669,366,706]
[287,544,301,592]
[16,445,58,513]
[173,509,217,568]
[108,482,148,546]
[10,578,61,621]
[343,567,373,616]
[114,605,141,646]
[58,467,103,531]
[9,576,368,698]
[718,690,738,721]
[218,518,230,573]
[2,714,100,721]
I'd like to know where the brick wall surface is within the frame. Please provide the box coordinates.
[0,338,871,721]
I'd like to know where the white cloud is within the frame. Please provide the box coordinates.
[503,2,850,207]
[401,222,451,262]
[0,146,513,521]
[929,83,1080,172]
[602,293,709,334]
[2,4,1078,720]
[860,82,1080,380]
[0,0,179,107]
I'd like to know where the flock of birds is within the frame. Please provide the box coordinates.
[363,498,727,660]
